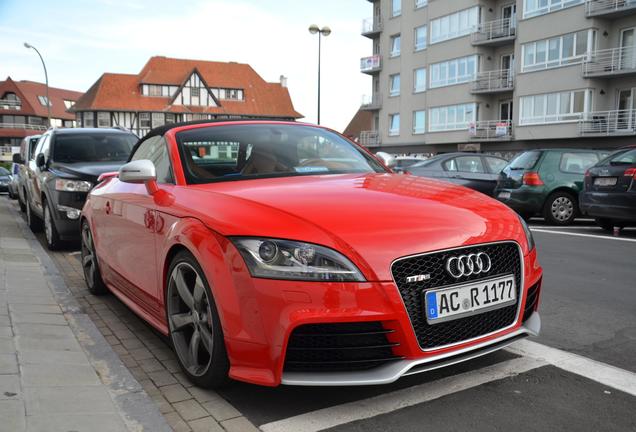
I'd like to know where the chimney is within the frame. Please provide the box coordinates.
[279,75,288,88]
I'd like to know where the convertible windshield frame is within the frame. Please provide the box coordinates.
[174,123,388,184]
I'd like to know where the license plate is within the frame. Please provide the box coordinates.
[594,177,617,187]
[424,275,516,324]
[498,191,511,200]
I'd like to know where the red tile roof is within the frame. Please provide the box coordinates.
[0,77,83,120]
[72,56,302,119]
[343,109,373,140]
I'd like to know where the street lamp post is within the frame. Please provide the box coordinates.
[24,42,51,127]
[308,24,331,125]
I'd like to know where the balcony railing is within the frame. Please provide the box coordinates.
[585,0,636,17]
[583,45,636,77]
[0,99,21,110]
[360,93,382,110]
[471,69,514,93]
[359,130,381,147]
[471,18,516,45]
[361,17,383,37]
[360,55,382,74]
[579,109,636,135]
[469,120,513,140]
[0,123,47,131]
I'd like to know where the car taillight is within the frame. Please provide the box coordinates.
[523,172,544,186]
[624,168,636,178]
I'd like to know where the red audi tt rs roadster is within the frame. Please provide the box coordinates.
[81,121,542,388]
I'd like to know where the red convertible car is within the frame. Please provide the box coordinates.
[81,121,542,388]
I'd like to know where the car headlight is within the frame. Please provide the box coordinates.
[55,179,93,192]
[231,238,365,282]
[516,214,535,252]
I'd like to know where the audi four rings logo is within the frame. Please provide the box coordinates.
[446,253,492,278]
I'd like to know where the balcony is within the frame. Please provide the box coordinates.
[360,93,382,111]
[360,55,382,75]
[0,123,47,131]
[361,17,382,38]
[579,110,636,136]
[585,0,636,18]
[471,18,516,46]
[582,46,636,77]
[469,120,513,140]
[359,130,381,147]
[0,99,21,110]
[471,70,514,94]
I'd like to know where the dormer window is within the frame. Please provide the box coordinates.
[38,95,51,106]
[0,92,21,110]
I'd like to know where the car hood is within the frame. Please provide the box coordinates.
[50,162,127,182]
[177,173,527,281]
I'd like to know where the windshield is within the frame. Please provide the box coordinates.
[0,167,9,176]
[508,151,542,170]
[609,148,636,165]
[176,124,387,183]
[53,133,136,163]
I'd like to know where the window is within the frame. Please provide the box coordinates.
[431,7,479,44]
[559,152,599,174]
[429,103,477,131]
[430,55,478,88]
[165,113,176,124]
[63,100,74,109]
[389,114,400,136]
[28,116,43,126]
[392,0,401,17]
[520,89,592,125]
[152,113,165,128]
[523,0,584,19]
[414,68,426,93]
[390,34,401,57]
[53,133,136,164]
[485,157,508,173]
[131,136,173,183]
[191,87,200,98]
[415,0,428,8]
[390,74,401,97]
[139,112,151,128]
[415,25,427,51]
[522,30,595,72]
[37,96,51,107]
[83,112,94,128]
[97,112,110,128]
[445,156,485,173]
[148,85,163,96]
[413,110,426,134]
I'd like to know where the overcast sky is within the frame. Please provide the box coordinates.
[0,0,372,131]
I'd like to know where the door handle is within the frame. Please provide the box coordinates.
[105,201,111,215]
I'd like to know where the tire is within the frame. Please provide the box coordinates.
[25,194,43,233]
[8,188,16,200]
[543,191,578,225]
[18,190,26,212]
[43,199,62,250]
[81,220,108,295]
[166,251,229,388]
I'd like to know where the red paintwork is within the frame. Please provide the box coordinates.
[82,121,543,387]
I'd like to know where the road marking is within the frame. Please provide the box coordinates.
[259,357,546,432]
[531,228,636,243]
[507,339,636,397]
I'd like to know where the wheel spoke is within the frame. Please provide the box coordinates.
[82,253,93,267]
[198,325,214,354]
[193,277,205,310]
[171,312,194,331]
[189,330,201,366]
[82,229,90,250]
[174,268,194,310]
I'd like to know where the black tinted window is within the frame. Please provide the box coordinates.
[53,133,136,163]
[508,151,542,170]
[131,136,173,184]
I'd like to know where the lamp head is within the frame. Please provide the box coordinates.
[24,42,32,49]
[308,24,319,34]
[321,26,332,36]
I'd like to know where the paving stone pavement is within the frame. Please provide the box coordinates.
[3,198,259,432]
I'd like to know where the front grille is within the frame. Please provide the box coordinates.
[391,242,522,350]
[283,322,404,372]
[522,280,541,322]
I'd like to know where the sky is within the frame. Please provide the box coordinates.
[0,0,372,132]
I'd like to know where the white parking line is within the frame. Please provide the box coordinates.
[531,228,636,242]
[259,356,546,432]
[507,339,636,397]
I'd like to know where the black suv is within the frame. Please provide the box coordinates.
[24,127,137,249]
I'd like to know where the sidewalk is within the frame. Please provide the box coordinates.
[0,197,172,432]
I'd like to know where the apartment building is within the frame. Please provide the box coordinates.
[360,0,636,154]
[72,56,302,137]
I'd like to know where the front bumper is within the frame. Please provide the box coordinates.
[494,186,546,215]
[580,191,636,222]
[50,191,88,240]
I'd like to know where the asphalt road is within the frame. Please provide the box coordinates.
[14,190,634,432]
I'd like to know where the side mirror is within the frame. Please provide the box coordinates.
[12,153,23,164]
[36,153,46,169]
[119,160,159,194]
[376,151,397,169]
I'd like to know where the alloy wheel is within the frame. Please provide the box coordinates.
[81,224,96,287]
[551,196,574,222]
[167,262,215,377]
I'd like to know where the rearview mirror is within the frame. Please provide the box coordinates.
[36,153,46,169]
[119,160,157,184]
[376,152,397,169]
[12,153,23,164]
